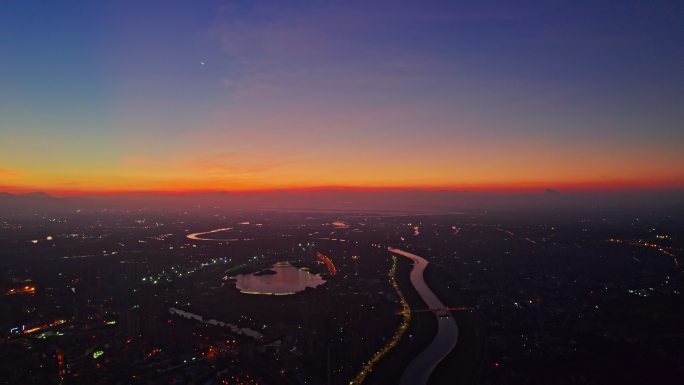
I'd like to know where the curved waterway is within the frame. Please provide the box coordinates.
[187,227,237,241]
[388,247,459,385]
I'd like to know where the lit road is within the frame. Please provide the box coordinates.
[388,247,459,385]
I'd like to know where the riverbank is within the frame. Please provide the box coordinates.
[363,255,437,385]
[426,263,486,385]
[366,250,485,385]
[349,255,411,385]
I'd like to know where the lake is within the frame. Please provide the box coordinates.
[234,261,326,295]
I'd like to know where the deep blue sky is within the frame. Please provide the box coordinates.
[1,1,682,192]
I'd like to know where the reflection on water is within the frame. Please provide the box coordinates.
[234,261,326,295]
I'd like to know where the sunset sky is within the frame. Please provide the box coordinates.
[1,1,682,194]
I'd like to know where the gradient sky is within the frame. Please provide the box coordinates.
[1,0,683,194]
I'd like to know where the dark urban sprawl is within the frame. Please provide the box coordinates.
[1,206,682,384]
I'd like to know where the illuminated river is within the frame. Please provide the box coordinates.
[388,247,459,385]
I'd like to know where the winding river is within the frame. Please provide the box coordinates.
[186,228,458,383]
[388,247,459,385]
[187,227,237,241]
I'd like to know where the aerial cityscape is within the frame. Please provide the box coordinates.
[1,1,683,385]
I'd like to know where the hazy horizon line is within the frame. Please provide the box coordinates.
[2,183,683,197]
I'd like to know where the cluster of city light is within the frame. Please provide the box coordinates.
[141,257,229,284]
[36,331,65,339]
[5,285,36,295]
[145,347,161,360]
[315,251,337,275]
[608,237,680,271]
[627,288,653,297]
[56,351,65,383]
[349,255,411,385]
[22,319,67,335]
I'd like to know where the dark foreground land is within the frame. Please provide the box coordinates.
[400,209,684,385]
[0,207,683,384]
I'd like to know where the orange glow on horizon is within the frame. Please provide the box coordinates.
[2,178,682,197]
[3,129,682,197]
